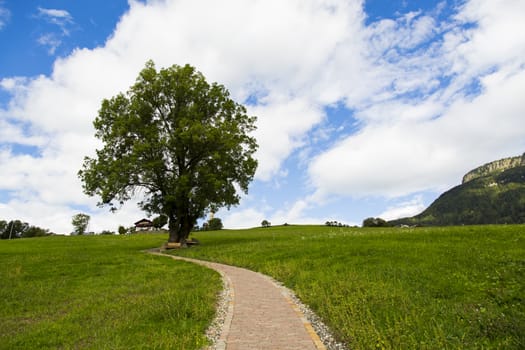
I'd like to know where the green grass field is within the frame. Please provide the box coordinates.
[0,234,221,350]
[175,225,525,349]
[1,226,523,349]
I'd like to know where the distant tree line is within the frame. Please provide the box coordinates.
[0,219,52,239]
[325,221,350,227]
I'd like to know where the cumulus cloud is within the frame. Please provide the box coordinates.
[1,0,524,232]
[250,96,325,180]
[308,0,525,199]
[450,0,525,75]
[0,121,45,147]
[309,67,525,198]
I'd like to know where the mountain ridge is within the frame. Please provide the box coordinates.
[390,152,525,226]
[462,153,525,184]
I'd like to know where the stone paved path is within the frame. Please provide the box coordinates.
[153,253,326,350]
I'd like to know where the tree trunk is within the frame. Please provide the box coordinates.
[180,215,194,244]
[167,213,192,246]
[166,195,199,245]
[168,214,180,243]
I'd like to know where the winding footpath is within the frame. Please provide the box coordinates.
[150,252,326,350]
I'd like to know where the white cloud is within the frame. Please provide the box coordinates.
[0,199,144,234]
[37,7,73,29]
[1,77,29,91]
[379,195,426,221]
[309,66,525,198]
[250,96,325,180]
[37,33,63,55]
[450,0,525,74]
[38,7,72,19]
[0,2,10,30]
[0,119,46,147]
[34,6,74,53]
[308,0,525,199]
[220,208,266,230]
[266,192,330,226]
[366,12,437,53]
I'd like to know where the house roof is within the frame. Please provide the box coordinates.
[134,218,153,227]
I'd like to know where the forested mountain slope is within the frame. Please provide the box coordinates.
[390,153,525,226]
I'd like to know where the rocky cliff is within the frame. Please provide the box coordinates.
[462,153,525,184]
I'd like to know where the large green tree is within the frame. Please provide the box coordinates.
[79,61,258,244]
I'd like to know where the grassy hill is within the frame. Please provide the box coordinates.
[391,161,525,226]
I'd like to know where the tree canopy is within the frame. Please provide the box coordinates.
[79,61,258,243]
[206,217,223,231]
[362,217,389,227]
[0,220,28,239]
[72,213,90,235]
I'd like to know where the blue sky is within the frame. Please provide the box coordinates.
[1,0,524,233]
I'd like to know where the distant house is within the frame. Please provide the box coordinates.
[134,218,154,231]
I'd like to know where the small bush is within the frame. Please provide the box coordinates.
[362,217,390,227]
